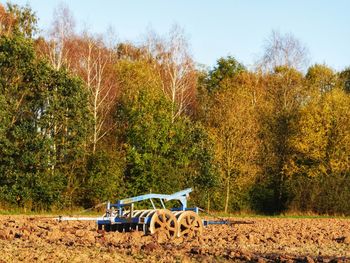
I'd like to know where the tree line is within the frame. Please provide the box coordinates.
[0,3,349,214]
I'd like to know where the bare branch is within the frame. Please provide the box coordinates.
[144,25,197,121]
[257,30,309,72]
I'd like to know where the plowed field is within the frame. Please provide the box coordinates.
[0,215,349,262]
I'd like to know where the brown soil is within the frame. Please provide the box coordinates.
[0,215,349,262]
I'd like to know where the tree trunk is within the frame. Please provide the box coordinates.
[207,192,210,213]
[224,178,230,213]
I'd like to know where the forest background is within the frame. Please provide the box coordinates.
[0,3,349,215]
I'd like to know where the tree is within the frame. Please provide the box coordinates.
[0,3,37,38]
[38,3,75,70]
[197,56,247,134]
[116,42,149,61]
[257,30,309,72]
[252,66,304,213]
[339,67,350,93]
[77,150,125,208]
[68,32,118,153]
[286,77,350,214]
[145,25,197,121]
[38,5,119,154]
[37,5,119,155]
[306,64,337,93]
[115,59,216,199]
[205,74,259,213]
[0,25,90,209]
[204,56,246,93]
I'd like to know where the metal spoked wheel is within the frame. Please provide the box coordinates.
[149,209,178,239]
[175,211,203,238]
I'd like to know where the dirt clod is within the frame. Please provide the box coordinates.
[0,216,349,262]
[142,242,159,252]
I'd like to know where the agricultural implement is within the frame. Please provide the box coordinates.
[58,188,229,239]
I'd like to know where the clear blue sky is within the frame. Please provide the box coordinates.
[4,0,350,71]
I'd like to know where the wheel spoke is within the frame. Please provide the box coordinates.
[181,219,190,228]
[165,220,174,229]
[181,229,190,236]
[167,226,176,232]
[162,213,168,223]
[154,214,165,227]
[186,216,191,226]
[190,216,195,225]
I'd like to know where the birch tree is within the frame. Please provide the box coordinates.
[258,30,309,72]
[69,33,118,153]
[146,25,197,121]
[40,3,75,70]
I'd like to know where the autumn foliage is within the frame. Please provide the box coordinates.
[0,3,349,214]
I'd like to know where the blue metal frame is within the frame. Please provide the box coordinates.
[97,217,153,225]
[111,188,192,209]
